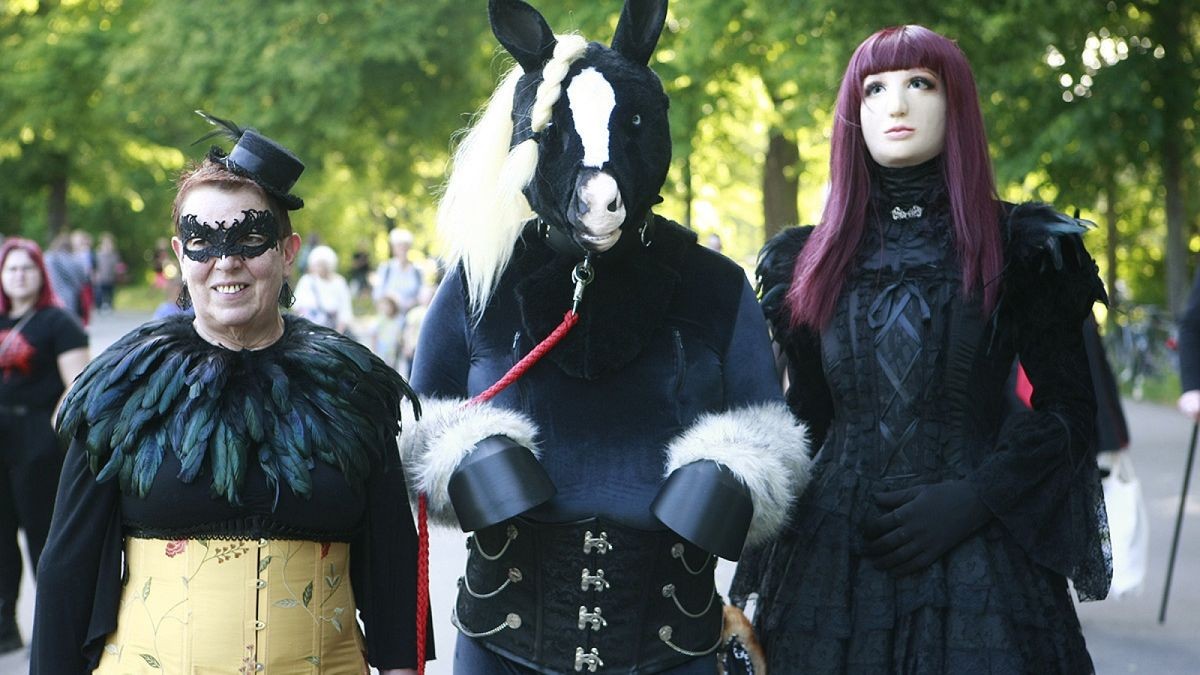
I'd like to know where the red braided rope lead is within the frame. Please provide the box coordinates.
[414,309,580,672]
[416,494,430,674]
[471,310,580,405]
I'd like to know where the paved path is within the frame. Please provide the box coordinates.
[5,311,1199,673]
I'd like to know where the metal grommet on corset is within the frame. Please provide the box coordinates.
[658,624,724,657]
[459,566,523,600]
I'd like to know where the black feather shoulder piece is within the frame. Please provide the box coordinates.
[756,225,815,336]
[1001,202,1107,323]
[1003,202,1094,278]
[56,314,418,504]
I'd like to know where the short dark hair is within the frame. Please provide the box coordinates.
[171,158,293,240]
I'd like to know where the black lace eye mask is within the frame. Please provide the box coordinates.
[178,209,279,262]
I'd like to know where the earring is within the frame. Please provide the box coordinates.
[278,279,295,308]
[176,284,192,310]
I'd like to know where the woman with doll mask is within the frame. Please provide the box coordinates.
[731,25,1111,674]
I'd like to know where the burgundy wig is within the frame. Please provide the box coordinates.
[0,238,61,314]
[787,25,1002,330]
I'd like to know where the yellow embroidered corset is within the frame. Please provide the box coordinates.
[94,538,366,674]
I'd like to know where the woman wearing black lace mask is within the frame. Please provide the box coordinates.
[31,119,432,674]
[731,25,1111,674]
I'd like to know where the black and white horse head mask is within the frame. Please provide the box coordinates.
[490,0,671,256]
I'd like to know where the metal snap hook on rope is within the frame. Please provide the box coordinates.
[571,256,595,313]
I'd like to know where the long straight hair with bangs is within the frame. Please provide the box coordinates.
[786,25,1002,331]
[0,238,61,314]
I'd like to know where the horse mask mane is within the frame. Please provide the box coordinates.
[439,0,672,318]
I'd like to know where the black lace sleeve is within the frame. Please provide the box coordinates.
[971,204,1111,601]
[757,226,834,449]
[730,227,831,607]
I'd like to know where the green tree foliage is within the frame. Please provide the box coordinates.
[0,0,1192,310]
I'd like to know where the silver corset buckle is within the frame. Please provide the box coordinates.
[577,605,608,631]
[580,568,610,592]
[582,530,612,555]
[574,647,604,672]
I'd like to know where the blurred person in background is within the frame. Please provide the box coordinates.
[31,117,429,674]
[92,232,122,313]
[71,230,96,321]
[373,228,421,316]
[1176,269,1200,420]
[369,295,406,373]
[0,238,89,653]
[293,244,354,334]
[43,232,90,325]
[348,244,372,299]
[151,273,190,321]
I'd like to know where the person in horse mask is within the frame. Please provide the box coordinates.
[729,25,1111,673]
[404,0,810,673]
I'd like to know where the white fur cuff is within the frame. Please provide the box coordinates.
[398,396,541,528]
[663,401,810,547]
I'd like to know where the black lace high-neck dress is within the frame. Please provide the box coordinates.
[731,160,1111,674]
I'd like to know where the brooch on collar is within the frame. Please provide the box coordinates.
[891,205,924,221]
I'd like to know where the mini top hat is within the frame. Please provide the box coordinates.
[194,110,305,210]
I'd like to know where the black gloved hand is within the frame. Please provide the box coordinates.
[862,479,991,576]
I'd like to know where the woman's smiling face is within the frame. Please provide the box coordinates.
[172,184,299,346]
[859,67,947,168]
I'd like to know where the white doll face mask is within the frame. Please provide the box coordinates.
[859,68,947,168]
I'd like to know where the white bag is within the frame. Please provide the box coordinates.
[1099,450,1149,597]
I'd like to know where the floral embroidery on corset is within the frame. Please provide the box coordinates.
[97,539,359,673]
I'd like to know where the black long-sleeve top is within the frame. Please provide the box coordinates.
[31,315,433,673]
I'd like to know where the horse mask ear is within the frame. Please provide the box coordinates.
[489,0,558,73]
[611,0,668,66]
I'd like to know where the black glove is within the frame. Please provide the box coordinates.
[862,479,991,575]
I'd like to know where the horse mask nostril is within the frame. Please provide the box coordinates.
[607,198,619,213]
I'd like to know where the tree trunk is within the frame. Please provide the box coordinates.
[47,172,69,241]
[1155,0,1192,315]
[1102,179,1119,333]
[681,150,693,230]
[762,129,799,244]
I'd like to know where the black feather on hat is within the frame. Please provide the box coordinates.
[194,110,305,210]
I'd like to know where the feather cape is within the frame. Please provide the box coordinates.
[57,314,417,503]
